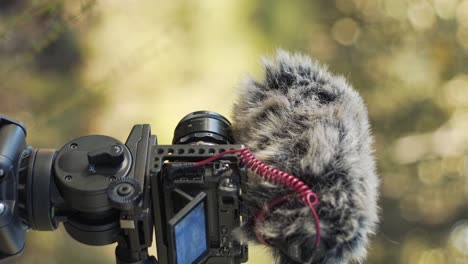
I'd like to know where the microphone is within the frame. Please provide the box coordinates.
[232,50,379,264]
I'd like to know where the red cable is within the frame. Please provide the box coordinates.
[254,194,295,246]
[193,147,321,247]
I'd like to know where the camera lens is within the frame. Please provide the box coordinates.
[173,111,233,145]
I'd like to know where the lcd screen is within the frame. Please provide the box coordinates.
[170,196,208,264]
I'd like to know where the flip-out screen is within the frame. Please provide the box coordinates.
[169,192,208,264]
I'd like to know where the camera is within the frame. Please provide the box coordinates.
[0,111,249,264]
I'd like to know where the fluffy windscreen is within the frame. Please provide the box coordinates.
[232,50,379,264]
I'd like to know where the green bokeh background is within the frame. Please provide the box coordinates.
[1,0,468,263]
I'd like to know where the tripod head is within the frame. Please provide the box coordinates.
[0,111,248,264]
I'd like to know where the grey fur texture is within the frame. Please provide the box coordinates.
[232,50,379,264]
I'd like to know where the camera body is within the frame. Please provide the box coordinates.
[0,112,249,264]
[151,144,248,264]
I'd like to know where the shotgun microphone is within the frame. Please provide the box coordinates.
[232,50,379,264]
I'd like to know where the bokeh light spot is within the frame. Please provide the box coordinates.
[417,160,443,186]
[331,17,360,46]
[407,0,436,31]
[393,134,430,164]
[449,220,468,256]
[443,74,468,107]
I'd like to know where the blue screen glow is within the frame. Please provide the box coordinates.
[174,202,208,264]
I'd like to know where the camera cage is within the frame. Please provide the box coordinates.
[0,112,249,264]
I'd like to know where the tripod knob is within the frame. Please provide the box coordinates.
[88,144,125,167]
[107,177,142,211]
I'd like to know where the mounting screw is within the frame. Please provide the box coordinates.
[117,183,134,196]
[0,202,6,215]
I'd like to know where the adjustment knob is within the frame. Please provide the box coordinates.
[107,177,142,211]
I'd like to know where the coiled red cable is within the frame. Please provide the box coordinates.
[193,147,321,247]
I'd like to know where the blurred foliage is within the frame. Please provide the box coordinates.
[0,1,109,263]
[1,0,468,263]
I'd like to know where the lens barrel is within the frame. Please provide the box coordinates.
[173,111,233,145]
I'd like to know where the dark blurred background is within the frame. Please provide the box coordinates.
[1,0,467,263]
